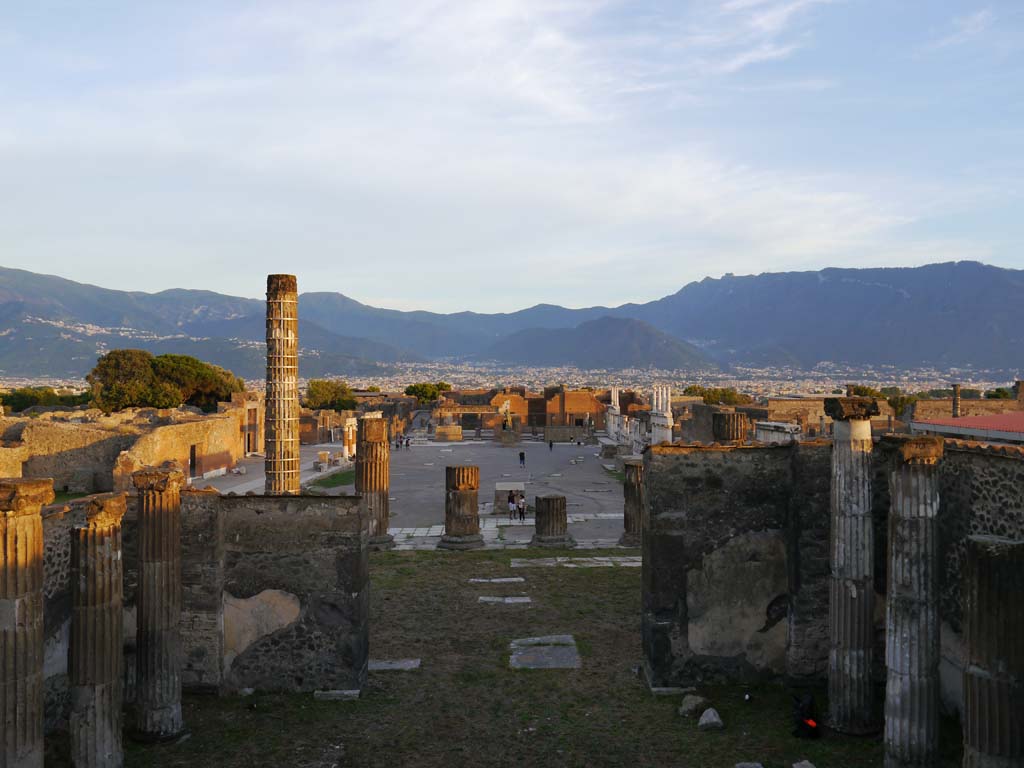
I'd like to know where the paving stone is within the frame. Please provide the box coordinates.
[735,763,765,768]
[368,659,421,671]
[698,708,724,730]
[468,577,526,583]
[678,694,710,717]
[508,635,581,670]
[478,596,532,604]
[792,762,816,768]
[509,635,576,648]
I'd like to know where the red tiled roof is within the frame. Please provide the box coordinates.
[916,411,1024,434]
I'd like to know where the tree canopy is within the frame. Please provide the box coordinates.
[304,379,356,411]
[0,387,89,414]
[682,385,753,406]
[404,381,452,404]
[86,349,244,413]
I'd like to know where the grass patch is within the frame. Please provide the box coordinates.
[308,469,355,489]
[53,491,89,504]
[114,548,961,768]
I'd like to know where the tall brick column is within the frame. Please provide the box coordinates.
[620,458,643,547]
[357,415,393,550]
[0,478,53,768]
[883,437,943,768]
[438,466,483,550]
[132,467,185,741]
[712,412,749,443]
[824,397,880,734]
[70,493,127,768]
[531,494,574,548]
[962,535,1024,768]
[265,274,300,495]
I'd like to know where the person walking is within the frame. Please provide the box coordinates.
[517,493,527,522]
[519,450,526,468]
[508,491,516,522]
[548,440,554,451]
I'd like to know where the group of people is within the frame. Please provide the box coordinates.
[394,436,411,450]
[507,490,527,522]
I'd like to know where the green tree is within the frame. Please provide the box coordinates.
[366,385,381,393]
[404,381,452,404]
[682,385,752,406]
[152,354,244,412]
[848,384,885,399]
[305,379,356,411]
[87,349,164,412]
[985,387,1014,399]
[0,387,89,413]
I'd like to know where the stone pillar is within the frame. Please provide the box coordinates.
[620,458,643,547]
[70,493,127,768]
[0,478,53,768]
[438,466,483,550]
[357,415,393,550]
[824,397,880,734]
[952,384,962,419]
[962,535,1024,768]
[265,273,300,495]
[132,467,185,741]
[883,437,943,768]
[712,412,749,443]
[531,495,574,548]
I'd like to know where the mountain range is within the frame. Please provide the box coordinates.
[1,261,1021,378]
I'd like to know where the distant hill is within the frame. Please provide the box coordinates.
[479,317,717,371]
[2,261,1023,375]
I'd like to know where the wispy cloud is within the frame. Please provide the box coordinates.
[926,8,994,50]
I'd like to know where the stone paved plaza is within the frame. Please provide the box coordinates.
[205,438,631,548]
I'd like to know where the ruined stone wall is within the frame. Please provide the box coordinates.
[680,403,731,444]
[15,421,137,493]
[111,414,243,491]
[0,442,29,476]
[178,492,369,695]
[910,397,1024,420]
[767,397,892,430]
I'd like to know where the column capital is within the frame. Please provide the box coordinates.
[267,273,298,294]
[132,465,185,493]
[79,492,128,529]
[0,477,55,512]
[883,435,944,465]
[824,397,879,421]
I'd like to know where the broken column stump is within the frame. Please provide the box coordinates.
[265,274,300,495]
[962,535,1024,768]
[70,493,128,768]
[531,494,574,549]
[357,415,393,550]
[438,466,483,550]
[712,411,749,443]
[0,478,54,768]
[883,437,943,768]
[132,467,186,741]
[824,397,880,734]
[620,458,643,547]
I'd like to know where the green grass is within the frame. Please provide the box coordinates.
[308,469,355,489]
[110,548,962,768]
[52,491,88,504]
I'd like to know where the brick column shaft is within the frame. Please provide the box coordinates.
[620,459,643,547]
[265,274,300,495]
[0,479,53,768]
[962,536,1024,768]
[132,468,185,741]
[357,417,393,550]
[884,437,943,768]
[70,493,127,768]
[438,466,483,550]
[825,397,880,734]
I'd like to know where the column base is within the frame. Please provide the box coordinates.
[618,532,641,547]
[437,534,484,550]
[529,534,576,549]
[368,534,395,551]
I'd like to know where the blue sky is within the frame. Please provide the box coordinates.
[1,1,1021,312]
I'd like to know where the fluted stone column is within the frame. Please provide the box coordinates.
[824,397,880,734]
[70,493,127,768]
[531,495,574,548]
[357,415,393,550]
[620,458,643,547]
[712,412,749,443]
[884,437,943,768]
[962,535,1024,768]
[0,478,53,768]
[132,467,185,741]
[438,466,483,550]
[265,274,300,495]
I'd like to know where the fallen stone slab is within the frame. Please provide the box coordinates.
[313,690,360,701]
[368,659,421,671]
[508,635,581,670]
[698,708,724,730]
[468,577,526,583]
[478,596,532,604]
[678,694,710,717]
[792,762,816,768]
[735,763,765,768]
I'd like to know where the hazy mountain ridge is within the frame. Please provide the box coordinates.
[1,261,1021,376]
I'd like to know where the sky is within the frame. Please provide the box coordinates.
[1,1,1022,312]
